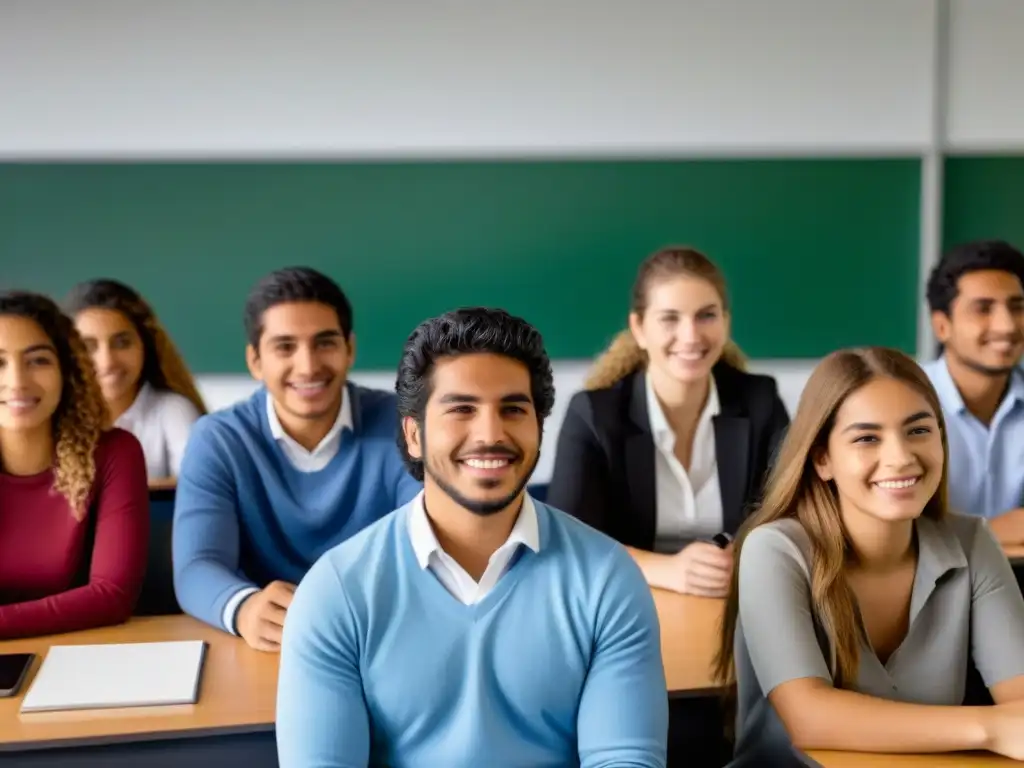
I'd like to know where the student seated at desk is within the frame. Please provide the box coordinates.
[173,267,421,651]
[548,246,789,597]
[715,348,1024,764]
[0,292,149,639]
[67,279,207,482]
[922,241,1024,545]
[276,308,667,768]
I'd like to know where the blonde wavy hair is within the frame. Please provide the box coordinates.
[585,246,747,390]
[66,280,207,415]
[0,292,111,520]
[713,348,949,690]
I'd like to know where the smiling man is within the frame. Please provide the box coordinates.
[275,307,668,768]
[923,240,1024,545]
[173,267,421,649]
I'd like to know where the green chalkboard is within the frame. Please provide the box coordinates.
[944,156,1024,252]
[0,159,921,372]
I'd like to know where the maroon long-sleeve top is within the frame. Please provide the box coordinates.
[0,428,149,639]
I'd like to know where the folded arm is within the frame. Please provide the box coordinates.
[172,420,256,631]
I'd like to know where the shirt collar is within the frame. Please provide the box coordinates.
[407,491,541,570]
[265,384,353,454]
[645,371,720,444]
[116,382,153,426]
[930,355,1024,416]
[909,515,969,624]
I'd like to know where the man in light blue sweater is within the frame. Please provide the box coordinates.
[173,268,421,650]
[277,307,668,768]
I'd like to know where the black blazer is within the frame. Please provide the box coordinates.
[547,363,790,550]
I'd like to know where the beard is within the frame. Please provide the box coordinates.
[422,436,540,517]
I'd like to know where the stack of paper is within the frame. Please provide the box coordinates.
[20,640,207,713]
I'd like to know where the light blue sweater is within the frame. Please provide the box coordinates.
[173,384,421,630]
[276,499,668,768]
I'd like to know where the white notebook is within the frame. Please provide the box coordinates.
[20,640,207,713]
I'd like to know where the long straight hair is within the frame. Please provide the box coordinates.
[714,348,950,689]
[585,246,746,390]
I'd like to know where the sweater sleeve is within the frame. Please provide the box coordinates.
[172,417,258,631]
[0,430,150,640]
[577,545,668,768]
[277,555,370,768]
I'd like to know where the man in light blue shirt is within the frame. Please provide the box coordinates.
[276,308,668,768]
[923,240,1024,545]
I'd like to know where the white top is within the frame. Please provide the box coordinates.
[646,373,724,553]
[114,383,202,479]
[221,389,354,634]
[265,388,352,473]
[20,640,205,713]
[407,491,540,605]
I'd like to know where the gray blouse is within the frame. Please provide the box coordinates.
[732,514,1024,763]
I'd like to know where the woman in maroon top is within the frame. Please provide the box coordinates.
[0,291,149,639]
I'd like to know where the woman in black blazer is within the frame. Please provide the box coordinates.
[548,246,789,597]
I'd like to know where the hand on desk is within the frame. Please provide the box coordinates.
[983,699,1024,760]
[670,542,733,598]
[236,580,296,652]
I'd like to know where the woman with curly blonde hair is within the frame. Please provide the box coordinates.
[67,279,207,481]
[548,246,790,597]
[0,291,149,639]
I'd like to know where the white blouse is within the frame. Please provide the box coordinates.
[645,373,724,553]
[115,383,202,479]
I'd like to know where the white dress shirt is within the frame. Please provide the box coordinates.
[114,383,201,479]
[407,491,540,605]
[221,388,353,633]
[646,373,724,553]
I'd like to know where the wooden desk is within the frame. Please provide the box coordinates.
[808,750,1019,766]
[1004,544,1024,564]
[0,616,276,752]
[652,590,724,697]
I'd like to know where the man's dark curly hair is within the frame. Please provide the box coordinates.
[395,307,555,481]
[927,240,1024,316]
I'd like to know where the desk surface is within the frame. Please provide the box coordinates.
[1004,544,1024,563]
[0,616,276,751]
[808,750,1019,766]
[0,590,722,750]
[652,590,723,697]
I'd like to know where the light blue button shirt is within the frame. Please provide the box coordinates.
[923,356,1024,519]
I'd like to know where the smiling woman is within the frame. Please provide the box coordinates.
[547,246,790,598]
[66,279,206,481]
[0,291,149,640]
[715,347,1024,764]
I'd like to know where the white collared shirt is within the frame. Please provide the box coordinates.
[407,491,540,605]
[114,382,201,479]
[221,387,354,634]
[646,373,724,553]
[266,387,352,473]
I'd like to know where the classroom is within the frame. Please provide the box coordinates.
[2,1,1024,766]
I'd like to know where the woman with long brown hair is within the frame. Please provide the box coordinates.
[547,246,789,596]
[67,279,206,481]
[715,347,1024,763]
[0,291,149,639]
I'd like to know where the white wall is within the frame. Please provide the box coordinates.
[0,0,934,158]
[947,0,1024,149]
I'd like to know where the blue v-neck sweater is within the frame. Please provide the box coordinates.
[172,385,421,630]
[276,500,668,768]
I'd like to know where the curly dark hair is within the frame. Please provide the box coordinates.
[927,240,1024,316]
[243,267,353,350]
[65,279,207,415]
[394,307,555,481]
[0,291,109,519]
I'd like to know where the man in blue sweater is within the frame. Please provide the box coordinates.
[173,267,421,650]
[276,307,668,767]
